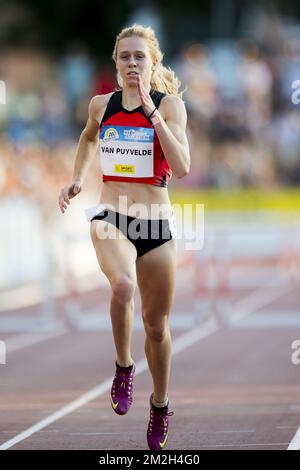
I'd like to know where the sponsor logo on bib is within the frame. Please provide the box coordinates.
[103,128,119,141]
[114,164,135,174]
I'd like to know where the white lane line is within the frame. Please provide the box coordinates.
[203,443,288,448]
[277,426,299,429]
[69,432,142,435]
[287,427,300,450]
[232,281,300,453]
[5,329,67,354]
[1,430,61,434]
[0,279,295,450]
[231,281,297,324]
[212,430,255,434]
[184,430,255,434]
[0,317,218,450]
[70,429,256,436]
[231,312,300,329]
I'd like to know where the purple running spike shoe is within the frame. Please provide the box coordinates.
[147,394,174,450]
[110,361,135,415]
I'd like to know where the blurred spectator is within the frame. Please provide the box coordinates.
[174,42,218,121]
[1,5,300,226]
[59,43,95,131]
[238,40,273,133]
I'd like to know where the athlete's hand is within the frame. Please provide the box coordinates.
[136,75,156,117]
[58,180,82,214]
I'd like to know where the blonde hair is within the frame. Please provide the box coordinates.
[112,24,182,97]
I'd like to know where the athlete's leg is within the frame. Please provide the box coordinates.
[91,219,137,367]
[136,239,177,403]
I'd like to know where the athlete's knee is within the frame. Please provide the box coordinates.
[112,275,136,304]
[143,318,170,342]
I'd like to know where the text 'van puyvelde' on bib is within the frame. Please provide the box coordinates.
[100,125,154,178]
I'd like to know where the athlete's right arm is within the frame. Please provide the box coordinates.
[58,94,109,214]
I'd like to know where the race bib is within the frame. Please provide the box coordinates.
[100,125,154,178]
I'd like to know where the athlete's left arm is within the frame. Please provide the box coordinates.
[155,95,191,178]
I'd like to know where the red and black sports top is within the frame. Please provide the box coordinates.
[99,89,172,187]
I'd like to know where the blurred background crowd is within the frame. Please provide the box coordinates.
[1,1,300,215]
[0,0,300,295]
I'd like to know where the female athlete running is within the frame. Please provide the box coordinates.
[58,24,190,451]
